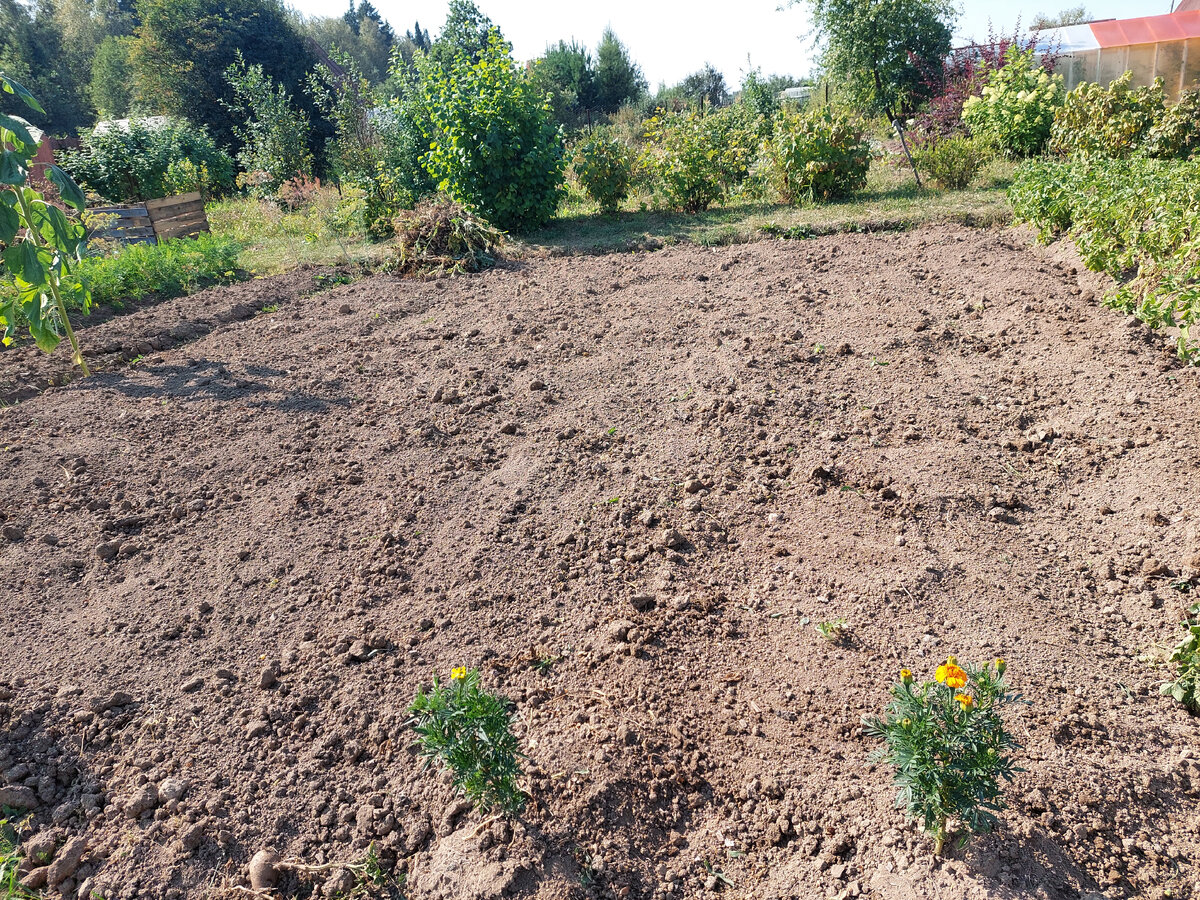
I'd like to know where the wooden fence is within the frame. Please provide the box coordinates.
[90,191,210,245]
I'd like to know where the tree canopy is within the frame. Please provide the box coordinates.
[797,0,957,118]
[593,27,647,113]
[1030,6,1092,30]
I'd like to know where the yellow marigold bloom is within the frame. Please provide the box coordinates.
[450,666,467,681]
[901,718,912,727]
[935,661,968,689]
[946,655,958,666]
[955,693,975,710]
[900,668,913,684]
[994,658,1007,676]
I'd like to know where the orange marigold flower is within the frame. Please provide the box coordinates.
[935,661,968,689]
[955,693,975,710]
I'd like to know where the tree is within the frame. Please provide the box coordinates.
[89,34,133,117]
[0,0,95,133]
[531,39,597,126]
[427,0,497,70]
[593,27,646,113]
[130,0,318,149]
[407,21,430,52]
[679,63,730,109]
[224,52,312,193]
[302,12,394,84]
[1030,6,1092,30]
[796,0,957,118]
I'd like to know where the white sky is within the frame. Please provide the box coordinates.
[291,1,1179,87]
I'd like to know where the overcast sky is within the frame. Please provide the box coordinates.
[290,1,1175,87]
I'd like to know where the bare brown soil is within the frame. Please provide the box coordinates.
[1,226,1198,900]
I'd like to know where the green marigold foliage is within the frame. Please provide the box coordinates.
[865,659,1021,855]
[59,119,235,204]
[640,106,760,212]
[912,136,989,190]
[1009,157,1200,361]
[1162,603,1200,713]
[573,135,634,213]
[766,108,870,204]
[1146,87,1200,160]
[962,47,1064,157]
[409,668,525,815]
[419,32,567,232]
[1049,72,1166,159]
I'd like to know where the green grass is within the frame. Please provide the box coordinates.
[207,187,383,276]
[517,158,1016,256]
[0,817,38,899]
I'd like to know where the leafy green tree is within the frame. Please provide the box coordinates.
[406,21,430,52]
[129,0,318,149]
[679,63,730,109]
[427,0,496,70]
[90,34,134,117]
[594,27,646,113]
[418,31,566,231]
[1031,6,1091,29]
[224,52,312,194]
[0,0,95,133]
[796,0,956,118]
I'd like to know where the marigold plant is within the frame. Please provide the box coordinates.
[408,667,525,816]
[865,657,1022,855]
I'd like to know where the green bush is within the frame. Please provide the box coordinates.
[1049,72,1166,159]
[1146,87,1200,160]
[418,31,567,232]
[1009,157,1200,361]
[962,47,1064,157]
[765,107,870,204]
[59,119,235,203]
[224,53,313,196]
[640,106,759,212]
[912,136,989,189]
[573,134,634,213]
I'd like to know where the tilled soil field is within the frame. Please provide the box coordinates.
[1,226,1199,900]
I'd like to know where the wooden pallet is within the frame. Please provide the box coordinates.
[89,191,210,245]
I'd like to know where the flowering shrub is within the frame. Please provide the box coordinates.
[408,667,525,815]
[1049,72,1166,159]
[765,107,870,203]
[912,136,989,189]
[573,135,635,213]
[865,658,1021,855]
[962,47,1064,157]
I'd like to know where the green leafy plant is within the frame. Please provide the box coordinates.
[1161,603,1200,713]
[385,198,502,275]
[0,74,92,374]
[864,658,1021,855]
[418,31,567,232]
[573,134,634,214]
[766,107,870,203]
[814,618,849,641]
[59,118,234,203]
[408,667,525,815]
[961,47,1064,157]
[224,51,314,197]
[1145,87,1200,160]
[640,107,758,212]
[1049,72,1166,159]
[1,816,37,899]
[912,135,989,189]
[1009,157,1200,361]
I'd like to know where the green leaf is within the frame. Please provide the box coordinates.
[0,150,25,186]
[0,75,45,115]
[46,166,86,212]
[4,241,46,285]
[0,113,35,152]
[0,201,17,243]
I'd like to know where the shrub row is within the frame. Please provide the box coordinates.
[1009,157,1200,360]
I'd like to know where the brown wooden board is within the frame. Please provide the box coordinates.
[148,206,207,229]
[145,191,201,212]
[155,220,210,240]
[91,206,149,217]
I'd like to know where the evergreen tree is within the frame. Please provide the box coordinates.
[593,27,646,113]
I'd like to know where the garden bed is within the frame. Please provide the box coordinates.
[0,225,1197,900]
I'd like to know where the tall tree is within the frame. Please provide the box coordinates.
[427,0,497,69]
[0,0,95,133]
[796,0,956,118]
[593,26,646,113]
[130,0,318,148]
[531,39,597,126]
[679,63,730,109]
[1030,6,1092,29]
[406,21,430,52]
[90,34,134,117]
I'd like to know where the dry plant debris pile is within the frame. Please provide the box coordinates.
[1,225,1199,900]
